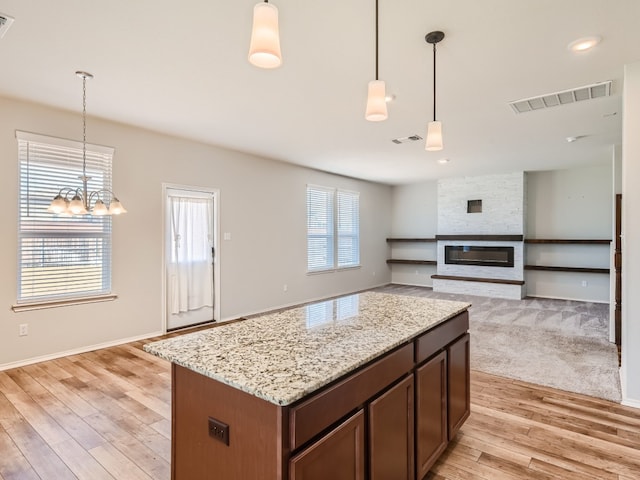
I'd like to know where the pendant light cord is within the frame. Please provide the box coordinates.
[82,75,87,177]
[432,42,436,121]
[375,0,379,80]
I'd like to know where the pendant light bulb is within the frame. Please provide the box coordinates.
[365,80,388,121]
[425,121,443,151]
[248,2,282,69]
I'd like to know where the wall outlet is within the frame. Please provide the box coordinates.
[283,284,288,292]
[581,280,588,287]
[223,232,231,240]
[19,324,28,336]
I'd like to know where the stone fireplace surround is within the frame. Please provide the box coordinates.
[432,173,526,300]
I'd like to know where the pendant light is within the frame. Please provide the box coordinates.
[47,72,127,216]
[425,31,445,151]
[248,1,282,69]
[365,0,388,121]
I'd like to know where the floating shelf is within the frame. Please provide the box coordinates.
[386,238,437,243]
[431,274,525,286]
[386,259,437,265]
[524,265,610,274]
[525,239,611,244]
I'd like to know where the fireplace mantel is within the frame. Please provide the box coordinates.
[435,234,524,241]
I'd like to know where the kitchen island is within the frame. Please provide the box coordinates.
[145,291,471,480]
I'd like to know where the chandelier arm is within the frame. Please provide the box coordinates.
[88,189,117,204]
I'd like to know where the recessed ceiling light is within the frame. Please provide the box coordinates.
[568,36,601,53]
[438,158,450,164]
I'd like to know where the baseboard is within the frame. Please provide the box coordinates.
[525,294,609,304]
[622,398,640,409]
[0,330,164,372]
[389,281,434,288]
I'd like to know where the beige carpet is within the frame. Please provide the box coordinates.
[374,284,622,402]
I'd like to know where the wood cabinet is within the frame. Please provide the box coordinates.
[447,333,470,439]
[290,410,365,480]
[369,375,414,480]
[170,311,470,480]
[415,351,447,479]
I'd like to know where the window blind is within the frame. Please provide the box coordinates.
[307,185,359,272]
[16,131,114,303]
[337,190,360,268]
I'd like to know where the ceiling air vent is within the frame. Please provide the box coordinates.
[392,134,423,144]
[0,13,14,39]
[508,81,612,114]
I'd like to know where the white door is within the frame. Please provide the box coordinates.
[165,187,217,330]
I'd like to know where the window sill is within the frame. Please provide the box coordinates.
[12,294,118,312]
[307,265,361,275]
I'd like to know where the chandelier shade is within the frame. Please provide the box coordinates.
[248,2,282,69]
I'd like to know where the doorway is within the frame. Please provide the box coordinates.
[163,185,220,331]
[615,193,622,365]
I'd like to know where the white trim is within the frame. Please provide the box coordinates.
[622,399,640,409]
[12,294,117,312]
[161,183,221,334]
[0,331,164,372]
[525,293,610,304]
[16,130,115,155]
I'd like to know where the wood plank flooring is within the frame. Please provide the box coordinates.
[1,331,639,479]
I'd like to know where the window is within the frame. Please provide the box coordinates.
[307,185,360,272]
[16,131,115,304]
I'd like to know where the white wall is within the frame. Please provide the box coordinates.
[0,96,392,368]
[622,61,640,407]
[389,181,438,286]
[526,165,612,238]
[525,164,613,302]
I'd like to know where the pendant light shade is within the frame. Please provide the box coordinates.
[425,121,443,151]
[365,80,388,121]
[365,0,388,121]
[248,2,282,69]
[425,31,445,151]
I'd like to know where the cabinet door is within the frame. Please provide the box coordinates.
[415,351,447,479]
[448,333,470,440]
[369,375,414,480]
[290,410,365,480]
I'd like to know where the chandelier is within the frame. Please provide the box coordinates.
[47,71,126,216]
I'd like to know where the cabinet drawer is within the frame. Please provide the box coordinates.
[415,311,469,364]
[290,343,413,450]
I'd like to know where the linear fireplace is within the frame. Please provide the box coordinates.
[445,245,514,268]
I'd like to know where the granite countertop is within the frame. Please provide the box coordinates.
[144,291,470,406]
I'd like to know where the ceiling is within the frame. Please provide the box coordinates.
[1,0,639,185]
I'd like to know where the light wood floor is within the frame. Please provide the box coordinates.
[1,333,639,479]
